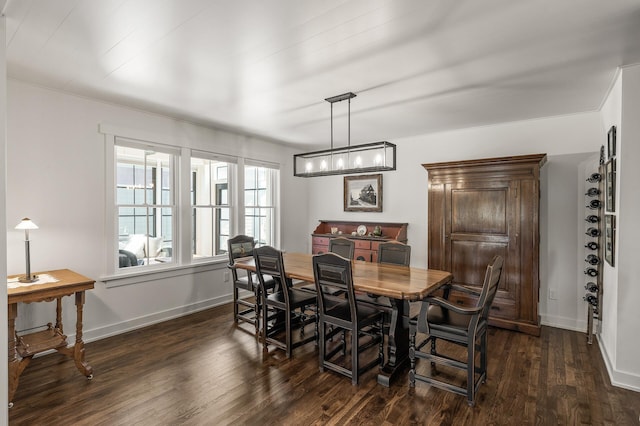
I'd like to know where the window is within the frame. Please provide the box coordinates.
[191,156,235,259]
[244,164,279,247]
[116,144,174,268]
[103,126,280,278]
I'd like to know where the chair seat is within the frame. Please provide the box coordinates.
[266,288,316,309]
[426,306,489,338]
[324,300,380,326]
[235,274,275,291]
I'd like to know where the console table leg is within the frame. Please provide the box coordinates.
[8,303,31,406]
[58,291,93,378]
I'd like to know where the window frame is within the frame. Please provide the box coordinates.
[101,128,280,285]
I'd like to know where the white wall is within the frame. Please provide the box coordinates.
[616,65,640,388]
[5,80,310,344]
[598,64,640,391]
[1,12,9,423]
[599,70,622,377]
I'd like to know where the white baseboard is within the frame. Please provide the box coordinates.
[81,294,232,344]
[540,313,588,332]
[597,334,640,392]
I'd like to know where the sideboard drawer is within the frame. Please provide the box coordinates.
[312,236,330,247]
[354,240,371,250]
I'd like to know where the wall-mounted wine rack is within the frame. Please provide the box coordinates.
[583,162,604,344]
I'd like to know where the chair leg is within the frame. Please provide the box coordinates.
[480,331,488,381]
[318,321,326,372]
[378,317,384,368]
[467,335,476,407]
[262,299,269,354]
[233,286,239,322]
[285,309,292,359]
[352,329,359,385]
[430,337,437,369]
[254,287,261,336]
[409,322,416,387]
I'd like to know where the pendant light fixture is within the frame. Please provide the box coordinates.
[293,92,396,177]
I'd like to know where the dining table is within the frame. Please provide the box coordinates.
[233,251,453,386]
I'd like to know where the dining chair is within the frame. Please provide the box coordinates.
[409,255,504,406]
[227,235,275,336]
[377,241,411,266]
[312,252,383,385]
[254,246,317,358]
[329,237,355,259]
[300,237,354,295]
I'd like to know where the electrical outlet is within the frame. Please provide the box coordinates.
[549,288,558,300]
[223,271,230,282]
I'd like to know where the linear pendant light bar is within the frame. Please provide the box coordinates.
[294,92,396,177]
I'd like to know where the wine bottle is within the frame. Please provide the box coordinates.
[584,267,598,277]
[585,241,599,250]
[585,215,600,223]
[585,254,601,265]
[585,187,601,197]
[586,173,602,183]
[585,227,601,237]
[586,199,602,209]
[585,282,598,293]
[584,294,598,306]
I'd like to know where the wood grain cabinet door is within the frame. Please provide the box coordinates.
[444,180,519,324]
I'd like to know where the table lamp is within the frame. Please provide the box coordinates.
[15,217,39,283]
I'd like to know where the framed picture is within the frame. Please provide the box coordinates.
[344,174,382,212]
[605,158,616,212]
[605,214,615,267]
[607,125,616,158]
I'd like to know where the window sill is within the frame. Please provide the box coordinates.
[101,258,227,288]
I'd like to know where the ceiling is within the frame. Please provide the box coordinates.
[4,0,640,148]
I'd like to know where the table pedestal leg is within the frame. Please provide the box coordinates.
[377,298,410,387]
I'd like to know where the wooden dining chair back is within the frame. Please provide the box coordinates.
[377,241,411,266]
[253,246,317,358]
[409,255,504,406]
[312,252,383,384]
[329,237,355,260]
[227,235,273,335]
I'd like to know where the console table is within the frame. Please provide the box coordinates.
[7,269,95,407]
[312,220,408,262]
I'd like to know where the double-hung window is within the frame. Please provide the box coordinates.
[191,154,236,259]
[115,141,175,269]
[244,163,279,247]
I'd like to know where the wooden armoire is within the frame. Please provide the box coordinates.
[423,154,547,336]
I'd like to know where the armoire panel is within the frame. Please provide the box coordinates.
[451,188,508,235]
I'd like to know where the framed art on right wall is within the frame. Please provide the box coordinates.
[605,214,615,267]
[605,158,616,213]
[607,125,616,158]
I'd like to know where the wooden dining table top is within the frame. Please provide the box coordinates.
[233,251,453,300]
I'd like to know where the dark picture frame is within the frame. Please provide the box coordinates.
[607,125,616,159]
[344,174,382,212]
[605,158,616,213]
[605,214,615,267]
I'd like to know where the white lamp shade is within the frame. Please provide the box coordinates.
[15,217,38,230]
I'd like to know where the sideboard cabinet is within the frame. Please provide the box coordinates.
[423,154,547,336]
[311,220,408,262]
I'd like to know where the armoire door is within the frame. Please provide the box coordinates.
[443,179,520,325]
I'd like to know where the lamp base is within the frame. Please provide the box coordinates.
[18,275,38,283]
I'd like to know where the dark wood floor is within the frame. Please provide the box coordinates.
[9,302,640,425]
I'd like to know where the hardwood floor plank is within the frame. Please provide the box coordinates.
[8,304,640,425]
